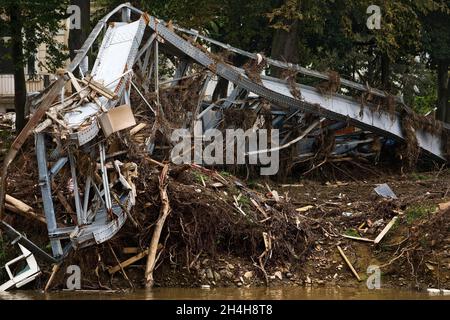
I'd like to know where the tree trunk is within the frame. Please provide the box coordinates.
[68,0,90,76]
[9,5,27,132]
[437,59,449,122]
[270,20,299,77]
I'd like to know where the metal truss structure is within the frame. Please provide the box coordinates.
[0,3,446,264]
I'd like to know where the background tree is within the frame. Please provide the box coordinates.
[421,2,450,121]
[56,1,450,123]
[0,0,69,132]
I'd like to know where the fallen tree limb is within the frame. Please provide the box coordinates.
[6,194,34,213]
[5,195,47,225]
[145,164,171,288]
[0,76,65,220]
[109,250,148,275]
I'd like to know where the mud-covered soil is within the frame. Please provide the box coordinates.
[1,148,449,291]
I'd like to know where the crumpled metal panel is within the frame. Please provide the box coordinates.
[70,195,131,249]
[144,15,445,161]
[262,78,445,160]
[64,16,147,129]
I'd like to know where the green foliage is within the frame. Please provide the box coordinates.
[422,4,450,64]
[193,172,208,185]
[0,0,70,72]
[237,195,251,208]
[405,204,436,224]
[344,228,360,238]
[409,172,430,181]
[219,171,232,178]
[0,0,447,123]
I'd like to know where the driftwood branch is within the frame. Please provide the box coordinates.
[5,194,47,225]
[145,164,171,288]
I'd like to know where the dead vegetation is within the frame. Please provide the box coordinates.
[0,7,448,293]
[2,131,449,291]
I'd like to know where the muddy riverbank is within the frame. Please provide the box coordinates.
[1,158,449,292]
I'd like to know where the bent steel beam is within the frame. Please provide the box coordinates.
[141,15,444,161]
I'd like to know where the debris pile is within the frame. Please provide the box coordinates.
[0,3,449,292]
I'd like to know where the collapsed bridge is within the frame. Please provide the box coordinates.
[0,3,447,276]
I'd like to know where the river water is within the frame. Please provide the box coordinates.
[1,287,449,300]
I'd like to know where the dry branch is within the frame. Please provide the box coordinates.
[145,164,171,288]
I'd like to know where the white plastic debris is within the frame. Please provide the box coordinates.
[427,288,450,296]
[342,212,353,217]
[0,244,41,292]
[374,183,397,199]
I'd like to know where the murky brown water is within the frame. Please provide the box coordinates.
[1,287,449,300]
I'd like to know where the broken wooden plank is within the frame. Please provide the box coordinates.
[45,112,70,130]
[374,216,398,244]
[81,76,118,100]
[123,247,141,254]
[337,245,362,282]
[341,234,374,243]
[108,250,148,275]
[88,90,107,112]
[250,198,268,218]
[130,123,147,136]
[66,71,84,95]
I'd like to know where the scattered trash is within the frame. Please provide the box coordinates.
[98,104,137,137]
[374,184,398,199]
[274,271,283,280]
[0,244,41,292]
[0,2,448,292]
[210,182,225,188]
[425,262,435,271]
[342,212,353,217]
